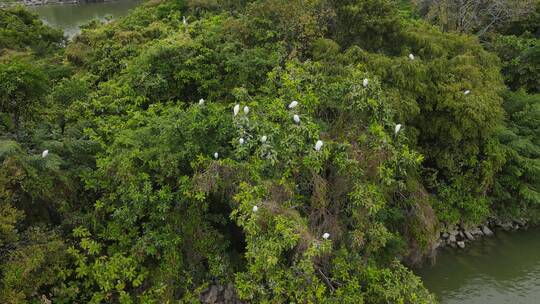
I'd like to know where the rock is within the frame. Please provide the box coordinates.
[464,230,475,241]
[441,232,449,239]
[481,225,494,236]
[449,230,459,237]
[457,241,465,249]
[41,295,52,304]
[471,227,483,236]
[514,219,526,227]
[199,283,242,304]
[224,284,234,302]
[458,231,464,238]
[448,234,456,243]
[501,222,514,231]
[202,285,219,303]
[199,287,209,301]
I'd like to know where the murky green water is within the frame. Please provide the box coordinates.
[417,228,540,304]
[28,0,142,38]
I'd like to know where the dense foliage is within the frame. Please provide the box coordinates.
[0,0,538,303]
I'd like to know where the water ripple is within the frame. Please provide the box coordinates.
[417,228,540,304]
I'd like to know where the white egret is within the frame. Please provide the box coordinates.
[199,98,205,106]
[288,100,298,109]
[293,114,300,124]
[261,135,267,143]
[363,78,369,87]
[239,138,245,145]
[315,140,323,151]
[464,90,471,95]
[322,232,330,240]
[243,106,249,115]
[252,205,258,212]
[214,152,219,159]
[409,53,415,60]
[182,16,187,25]
[395,124,402,135]
[233,104,240,116]
[41,150,49,158]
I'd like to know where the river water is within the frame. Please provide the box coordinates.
[417,227,540,304]
[28,0,142,38]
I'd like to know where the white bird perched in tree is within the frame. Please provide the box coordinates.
[322,232,330,240]
[363,78,369,87]
[199,98,205,106]
[409,53,415,60]
[239,138,245,145]
[233,104,240,116]
[464,90,471,95]
[288,100,298,109]
[243,106,249,115]
[315,140,323,151]
[252,205,258,212]
[395,124,402,135]
[182,16,187,25]
[293,114,300,124]
[261,135,267,143]
[41,150,49,158]
[214,152,219,159]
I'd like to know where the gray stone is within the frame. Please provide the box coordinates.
[471,227,483,236]
[41,295,52,304]
[514,219,526,227]
[501,222,514,231]
[441,232,449,239]
[481,225,494,236]
[457,241,465,249]
[223,283,235,302]
[464,230,475,241]
[200,288,210,302]
[224,284,234,302]
[202,285,219,303]
[448,234,457,243]
[449,230,459,237]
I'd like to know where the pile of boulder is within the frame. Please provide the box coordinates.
[437,218,528,249]
[199,283,242,304]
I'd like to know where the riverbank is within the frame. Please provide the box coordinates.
[0,0,115,8]
[436,218,532,250]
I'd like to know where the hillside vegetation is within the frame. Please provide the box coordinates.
[0,1,539,303]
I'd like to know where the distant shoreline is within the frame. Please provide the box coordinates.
[0,0,115,8]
